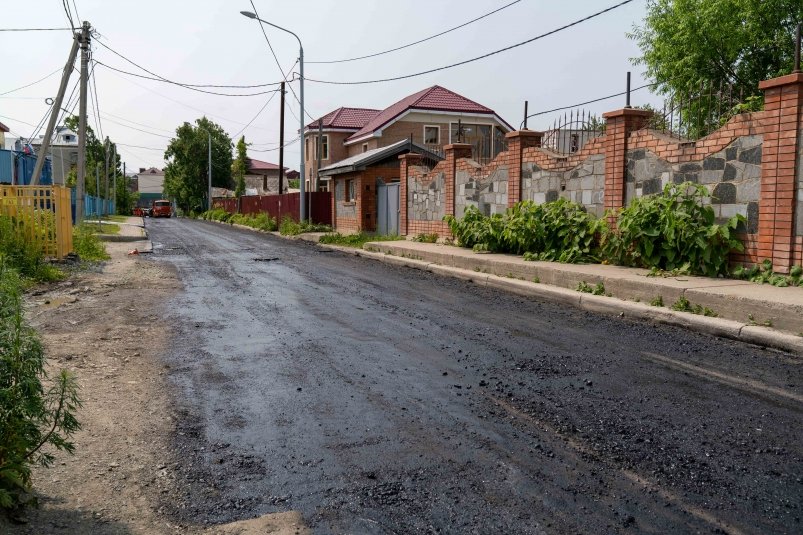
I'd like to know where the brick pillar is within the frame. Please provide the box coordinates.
[601,108,652,222]
[757,73,803,272]
[504,130,543,207]
[399,153,423,236]
[444,143,472,219]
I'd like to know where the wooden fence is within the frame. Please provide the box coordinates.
[212,192,332,225]
[0,185,73,258]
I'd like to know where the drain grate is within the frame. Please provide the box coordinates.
[253,257,280,262]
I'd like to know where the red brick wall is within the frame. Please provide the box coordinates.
[331,167,399,233]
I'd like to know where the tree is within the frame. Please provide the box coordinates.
[163,117,233,214]
[233,136,248,200]
[630,0,803,98]
[63,116,118,199]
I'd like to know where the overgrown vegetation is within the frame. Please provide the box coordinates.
[412,233,439,243]
[0,216,62,282]
[279,216,332,236]
[732,260,803,287]
[576,281,606,295]
[670,295,719,317]
[319,232,404,248]
[72,224,110,262]
[199,209,277,232]
[444,183,744,278]
[0,258,81,511]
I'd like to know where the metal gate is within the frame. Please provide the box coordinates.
[376,181,400,235]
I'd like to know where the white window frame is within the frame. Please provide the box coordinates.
[423,125,440,145]
[346,178,355,202]
[321,134,329,161]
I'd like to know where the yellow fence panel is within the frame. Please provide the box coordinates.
[0,185,74,259]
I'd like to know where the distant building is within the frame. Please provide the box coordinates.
[15,125,79,185]
[243,158,294,195]
[134,167,165,207]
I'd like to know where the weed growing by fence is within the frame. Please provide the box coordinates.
[0,216,62,282]
[732,260,803,287]
[319,233,405,248]
[0,258,81,511]
[412,233,439,243]
[72,225,110,262]
[445,182,744,277]
[279,216,332,236]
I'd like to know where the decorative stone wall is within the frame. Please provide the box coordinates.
[334,179,356,218]
[409,171,446,221]
[627,136,762,233]
[455,165,508,218]
[521,154,605,217]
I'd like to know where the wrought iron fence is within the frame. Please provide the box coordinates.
[540,109,605,155]
[646,82,760,141]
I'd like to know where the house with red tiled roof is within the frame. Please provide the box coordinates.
[303,86,511,234]
[303,86,512,194]
[0,121,9,149]
[244,157,295,195]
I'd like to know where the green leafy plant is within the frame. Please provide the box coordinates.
[413,233,439,243]
[0,216,63,282]
[650,295,664,307]
[279,216,332,236]
[606,182,744,277]
[733,260,803,287]
[319,233,404,248]
[72,224,110,262]
[0,258,81,510]
[671,295,693,312]
[577,281,593,293]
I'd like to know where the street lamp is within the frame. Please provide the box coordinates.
[240,10,306,222]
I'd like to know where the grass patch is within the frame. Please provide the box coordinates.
[279,216,332,236]
[0,216,63,282]
[412,233,438,243]
[82,222,120,234]
[319,232,404,248]
[72,224,110,261]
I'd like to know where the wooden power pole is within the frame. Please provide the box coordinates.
[278,81,285,194]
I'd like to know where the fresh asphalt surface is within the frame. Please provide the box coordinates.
[147,217,802,535]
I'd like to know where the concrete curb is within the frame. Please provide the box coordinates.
[98,233,146,242]
[197,219,803,354]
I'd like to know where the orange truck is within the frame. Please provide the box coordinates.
[151,200,173,218]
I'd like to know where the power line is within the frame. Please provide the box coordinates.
[93,59,281,97]
[115,142,166,151]
[521,82,657,127]
[70,0,81,23]
[93,39,283,89]
[0,27,74,32]
[247,0,315,121]
[307,0,636,85]
[249,136,300,153]
[99,115,173,139]
[62,0,75,29]
[0,114,37,128]
[308,0,522,64]
[0,67,63,96]
[100,111,176,134]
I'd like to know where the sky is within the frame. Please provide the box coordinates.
[0,0,661,174]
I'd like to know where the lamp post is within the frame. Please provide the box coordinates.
[240,10,305,222]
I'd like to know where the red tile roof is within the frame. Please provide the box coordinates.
[305,107,381,131]
[346,86,498,143]
[0,121,9,133]
[247,158,282,172]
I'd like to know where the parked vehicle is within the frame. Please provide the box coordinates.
[151,200,172,218]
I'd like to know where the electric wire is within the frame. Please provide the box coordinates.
[62,0,75,29]
[100,111,176,135]
[306,0,635,85]
[249,136,299,153]
[247,0,315,121]
[93,39,283,89]
[308,0,522,64]
[0,27,74,31]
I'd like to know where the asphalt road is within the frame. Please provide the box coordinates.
[147,217,802,535]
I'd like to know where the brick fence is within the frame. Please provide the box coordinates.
[400,73,803,272]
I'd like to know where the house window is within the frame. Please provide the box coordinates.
[424,125,439,145]
[346,179,355,202]
[321,135,329,160]
[362,143,368,153]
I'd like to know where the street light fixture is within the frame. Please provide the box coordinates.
[240,10,306,221]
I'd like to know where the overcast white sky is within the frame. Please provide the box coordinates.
[1,0,660,173]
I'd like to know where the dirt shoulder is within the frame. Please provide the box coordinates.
[2,240,308,535]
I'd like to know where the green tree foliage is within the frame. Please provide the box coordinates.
[63,116,121,199]
[630,0,803,98]
[0,259,80,511]
[163,117,233,213]
[233,136,248,199]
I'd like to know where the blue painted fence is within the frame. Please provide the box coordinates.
[0,149,53,185]
[70,189,115,224]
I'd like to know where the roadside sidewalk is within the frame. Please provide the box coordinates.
[85,216,148,243]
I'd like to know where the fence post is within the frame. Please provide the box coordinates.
[444,143,472,222]
[601,108,652,223]
[757,72,803,272]
[504,130,543,207]
[399,153,423,236]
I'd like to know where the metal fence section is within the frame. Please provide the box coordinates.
[0,185,73,258]
[540,109,605,155]
[649,82,754,141]
[213,192,332,225]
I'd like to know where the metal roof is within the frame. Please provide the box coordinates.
[318,139,443,178]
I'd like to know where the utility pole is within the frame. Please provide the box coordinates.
[31,30,81,186]
[108,144,115,216]
[278,81,285,195]
[75,21,90,222]
[113,150,117,215]
[208,131,212,211]
[103,138,109,218]
[95,163,100,230]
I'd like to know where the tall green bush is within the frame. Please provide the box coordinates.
[0,258,81,510]
[607,182,744,276]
